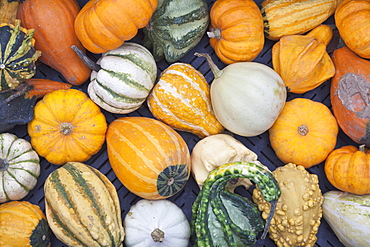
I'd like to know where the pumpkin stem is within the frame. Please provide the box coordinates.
[151,228,165,242]
[0,158,9,171]
[207,28,222,40]
[298,124,309,136]
[194,52,223,79]
[359,144,366,153]
[0,0,19,24]
[71,45,101,71]
[60,123,74,135]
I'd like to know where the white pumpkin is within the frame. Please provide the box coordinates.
[195,53,287,137]
[123,199,191,247]
[0,133,40,203]
[88,42,157,114]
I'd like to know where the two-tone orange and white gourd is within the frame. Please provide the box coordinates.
[147,63,224,138]
[106,116,191,200]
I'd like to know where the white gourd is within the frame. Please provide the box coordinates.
[195,53,287,137]
[88,42,157,114]
[323,190,370,247]
[0,133,40,203]
[124,199,191,247]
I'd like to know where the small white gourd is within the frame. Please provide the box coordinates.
[0,133,40,203]
[123,199,191,247]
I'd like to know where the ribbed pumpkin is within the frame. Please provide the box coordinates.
[28,89,107,166]
[147,63,224,138]
[17,0,91,85]
[0,133,40,203]
[143,0,209,62]
[325,145,370,195]
[207,0,264,64]
[75,0,157,54]
[260,0,340,40]
[0,19,41,91]
[272,24,335,94]
[44,162,124,246]
[269,98,338,168]
[106,116,191,200]
[330,46,370,146]
[0,200,51,247]
[335,0,370,59]
[87,42,157,114]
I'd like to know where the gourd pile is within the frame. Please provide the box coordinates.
[1,0,370,246]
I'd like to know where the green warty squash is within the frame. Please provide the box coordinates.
[0,19,41,91]
[143,0,209,62]
[44,162,125,247]
[191,161,281,247]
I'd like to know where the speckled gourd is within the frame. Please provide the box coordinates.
[252,163,323,247]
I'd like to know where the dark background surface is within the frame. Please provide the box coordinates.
[10,0,354,246]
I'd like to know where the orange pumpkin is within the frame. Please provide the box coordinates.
[106,116,191,200]
[330,46,370,146]
[325,145,370,195]
[74,0,158,54]
[28,89,107,165]
[269,98,338,168]
[335,0,370,59]
[207,0,264,64]
[147,63,224,138]
[0,201,51,247]
[17,0,91,85]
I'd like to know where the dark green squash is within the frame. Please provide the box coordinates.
[0,19,41,91]
[143,0,209,62]
[191,161,281,247]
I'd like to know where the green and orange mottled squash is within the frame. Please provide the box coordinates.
[44,162,124,246]
[28,89,107,166]
[147,63,224,138]
[260,0,340,40]
[0,200,51,247]
[106,116,191,200]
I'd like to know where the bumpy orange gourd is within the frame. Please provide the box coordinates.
[28,89,107,165]
[0,201,51,247]
[269,98,338,168]
[335,0,370,59]
[106,116,191,200]
[207,0,264,64]
[325,145,370,195]
[74,0,157,54]
[147,63,224,138]
[330,46,370,147]
[17,0,91,85]
[272,24,335,94]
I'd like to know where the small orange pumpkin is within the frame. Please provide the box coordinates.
[74,0,158,54]
[325,145,370,195]
[207,0,264,64]
[0,201,51,247]
[335,0,370,59]
[28,89,107,165]
[269,98,338,168]
[147,63,224,138]
[330,46,370,146]
[106,116,191,200]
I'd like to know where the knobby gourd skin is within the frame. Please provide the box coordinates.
[191,161,281,247]
[253,163,323,247]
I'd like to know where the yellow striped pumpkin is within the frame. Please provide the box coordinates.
[106,116,191,200]
[147,63,224,138]
[44,162,124,247]
[260,0,339,40]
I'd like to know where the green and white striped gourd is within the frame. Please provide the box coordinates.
[87,42,157,114]
[44,162,125,247]
[143,0,209,62]
[0,132,40,203]
[191,161,281,247]
[0,20,41,91]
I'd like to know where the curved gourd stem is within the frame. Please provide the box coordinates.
[71,45,101,71]
[194,52,223,79]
